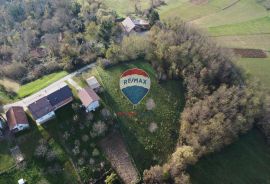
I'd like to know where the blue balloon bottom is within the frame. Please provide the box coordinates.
[122,86,149,105]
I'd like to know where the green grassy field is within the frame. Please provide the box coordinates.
[159,0,237,21]
[209,16,270,36]
[103,0,152,16]
[76,61,185,172]
[236,58,270,92]
[214,34,270,51]
[189,129,270,184]
[192,0,269,27]
[17,71,68,98]
[0,141,15,172]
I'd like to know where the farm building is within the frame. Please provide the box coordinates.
[47,85,73,110]
[121,17,150,33]
[27,97,55,125]
[27,85,73,125]
[86,76,101,92]
[6,106,29,133]
[78,87,100,112]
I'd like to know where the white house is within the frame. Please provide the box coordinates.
[27,97,56,125]
[6,106,29,133]
[78,87,100,112]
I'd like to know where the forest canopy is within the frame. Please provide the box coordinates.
[0,0,121,84]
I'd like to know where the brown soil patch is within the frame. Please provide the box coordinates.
[99,133,140,184]
[233,48,267,58]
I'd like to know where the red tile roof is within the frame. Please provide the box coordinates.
[6,106,29,130]
[78,87,100,107]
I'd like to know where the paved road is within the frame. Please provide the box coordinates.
[2,63,96,111]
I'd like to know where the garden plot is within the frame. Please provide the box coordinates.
[100,132,140,184]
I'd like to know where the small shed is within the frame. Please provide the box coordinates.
[86,76,101,92]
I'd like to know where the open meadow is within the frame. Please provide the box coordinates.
[74,60,186,172]
[189,129,270,184]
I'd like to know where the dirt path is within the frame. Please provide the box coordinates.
[99,132,140,184]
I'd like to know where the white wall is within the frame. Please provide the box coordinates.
[86,101,100,112]
[13,124,29,132]
[36,111,56,125]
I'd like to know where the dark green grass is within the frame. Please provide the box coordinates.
[79,60,186,172]
[0,141,15,172]
[189,129,270,184]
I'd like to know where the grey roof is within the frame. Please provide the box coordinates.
[47,85,73,107]
[121,17,136,33]
[28,97,53,120]
[86,76,101,90]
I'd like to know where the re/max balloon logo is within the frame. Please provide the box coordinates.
[119,68,151,105]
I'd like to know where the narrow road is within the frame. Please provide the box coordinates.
[2,63,96,111]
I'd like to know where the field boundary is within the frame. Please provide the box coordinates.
[222,0,240,10]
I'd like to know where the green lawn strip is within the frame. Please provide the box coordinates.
[193,0,269,28]
[103,0,151,17]
[235,58,270,92]
[159,0,236,21]
[83,61,185,172]
[17,71,68,98]
[189,129,270,184]
[209,16,270,36]
[214,34,270,51]
[0,141,15,172]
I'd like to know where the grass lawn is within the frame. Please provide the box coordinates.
[0,141,15,172]
[236,58,270,92]
[103,0,152,16]
[214,34,270,51]
[192,0,269,27]
[159,0,236,21]
[189,129,270,184]
[77,60,185,172]
[209,16,270,36]
[17,71,68,98]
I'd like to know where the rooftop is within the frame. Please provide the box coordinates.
[78,87,100,107]
[27,97,53,120]
[47,85,73,107]
[6,106,28,130]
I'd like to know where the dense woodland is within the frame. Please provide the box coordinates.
[106,20,270,183]
[0,0,121,84]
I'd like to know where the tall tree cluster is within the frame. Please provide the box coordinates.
[0,0,121,84]
[105,19,267,183]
